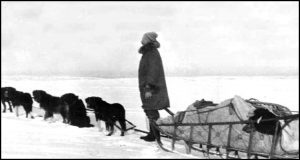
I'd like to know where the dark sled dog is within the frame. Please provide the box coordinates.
[85,97,126,136]
[61,93,93,128]
[1,87,17,113]
[8,89,34,118]
[32,90,69,123]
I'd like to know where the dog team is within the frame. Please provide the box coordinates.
[1,86,126,136]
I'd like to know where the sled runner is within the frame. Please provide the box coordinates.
[152,96,299,159]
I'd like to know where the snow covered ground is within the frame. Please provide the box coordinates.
[1,109,206,159]
[1,75,298,158]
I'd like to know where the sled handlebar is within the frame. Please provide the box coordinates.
[164,108,175,116]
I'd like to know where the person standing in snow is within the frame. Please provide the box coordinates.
[138,32,170,143]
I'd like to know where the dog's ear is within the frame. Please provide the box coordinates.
[85,97,90,103]
[78,99,84,106]
[39,91,44,97]
[96,97,103,104]
[41,90,47,95]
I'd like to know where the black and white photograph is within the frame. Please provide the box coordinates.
[1,1,299,159]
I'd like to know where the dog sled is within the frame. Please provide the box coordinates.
[151,96,299,159]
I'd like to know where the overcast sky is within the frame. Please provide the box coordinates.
[1,2,299,77]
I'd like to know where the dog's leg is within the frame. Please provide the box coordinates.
[107,127,114,136]
[62,118,66,123]
[24,106,29,118]
[65,106,70,124]
[61,113,65,123]
[27,105,34,119]
[15,106,19,117]
[44,111,53,121]
[60,106,69,124]
[119,119,126,136]
[8,101,13,112]
[44,111,49,120]
[107,121,115,136]
[29,112,34,119]
[97,120,103,132]
[105,121,110,131]
[2,101,7,113]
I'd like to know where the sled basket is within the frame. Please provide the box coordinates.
[153,96,299,159]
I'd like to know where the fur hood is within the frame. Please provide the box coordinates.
[138,42,160,54]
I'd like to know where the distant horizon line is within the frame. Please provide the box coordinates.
[1,73,299,78]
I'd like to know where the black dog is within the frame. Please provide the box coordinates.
[85,97,126,136]
[61,93,93,128]
[8,90,34,118]
[32,90,69,123]
[243,108,281,135]
[1,87,17,113]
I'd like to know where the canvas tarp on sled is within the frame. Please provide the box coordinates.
[156,95,299,156]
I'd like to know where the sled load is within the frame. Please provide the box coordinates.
[154,95,299,159]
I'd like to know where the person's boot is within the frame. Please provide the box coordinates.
[143,124,156,142]
[140,133,152,140]
[143,132,155,142]
[140,123,152,139]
